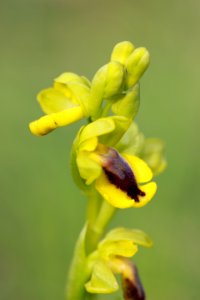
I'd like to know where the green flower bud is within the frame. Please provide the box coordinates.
[125,47,150,89]
[140,138,166,176]
[111,41,135,65]
[103,61,125,98]
[89,61,125,118]
[116,123,145,155]
[111,84,140,119]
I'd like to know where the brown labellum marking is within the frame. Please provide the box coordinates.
[122,264,145,300]
[101,148,145,202]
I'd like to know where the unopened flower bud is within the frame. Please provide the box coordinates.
[140,138,166,176]
[89,61,125,117]
[111,84,140,119]
[111,41,135,65]
[125,47,150,89]
[116,122,145,155]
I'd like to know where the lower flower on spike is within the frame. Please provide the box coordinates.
[85,227,151,296]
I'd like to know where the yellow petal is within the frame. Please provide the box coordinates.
[99,240,138,259]
[29,106,84,136]
[78,137,98,152]
[95,173,157,209]
[54,72,84,84]
[85,260,118,294]
[53,82,76,101]
[76,151,102,185]
[101,228,153,248]
[79,118,115,145]
[122,154,153,183]
[37,88,77,114]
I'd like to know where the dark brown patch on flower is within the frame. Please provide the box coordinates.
[101,148,145,202]
[122,264,145,300]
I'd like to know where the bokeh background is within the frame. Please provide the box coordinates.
[1,0,200,299]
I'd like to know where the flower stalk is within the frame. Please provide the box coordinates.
[29,41,166,300]
[86,199,116,254]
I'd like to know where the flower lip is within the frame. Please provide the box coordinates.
[98,147,145,202]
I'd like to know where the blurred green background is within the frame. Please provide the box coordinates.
[1,0,200,299]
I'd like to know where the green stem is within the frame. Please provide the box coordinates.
[66,195,116,300]
[86,198,116,253]
[86,189,102,226]
[66,225,88,300]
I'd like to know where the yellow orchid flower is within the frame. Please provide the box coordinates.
[85,227,152,295]
[94,147,157,208]
[29,72,90,136]
[75,117,157,209]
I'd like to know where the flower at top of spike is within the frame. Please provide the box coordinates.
[29,72,91,136]
[74,117,157,208]
[110,41,150,90]
[29,41,151,138]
